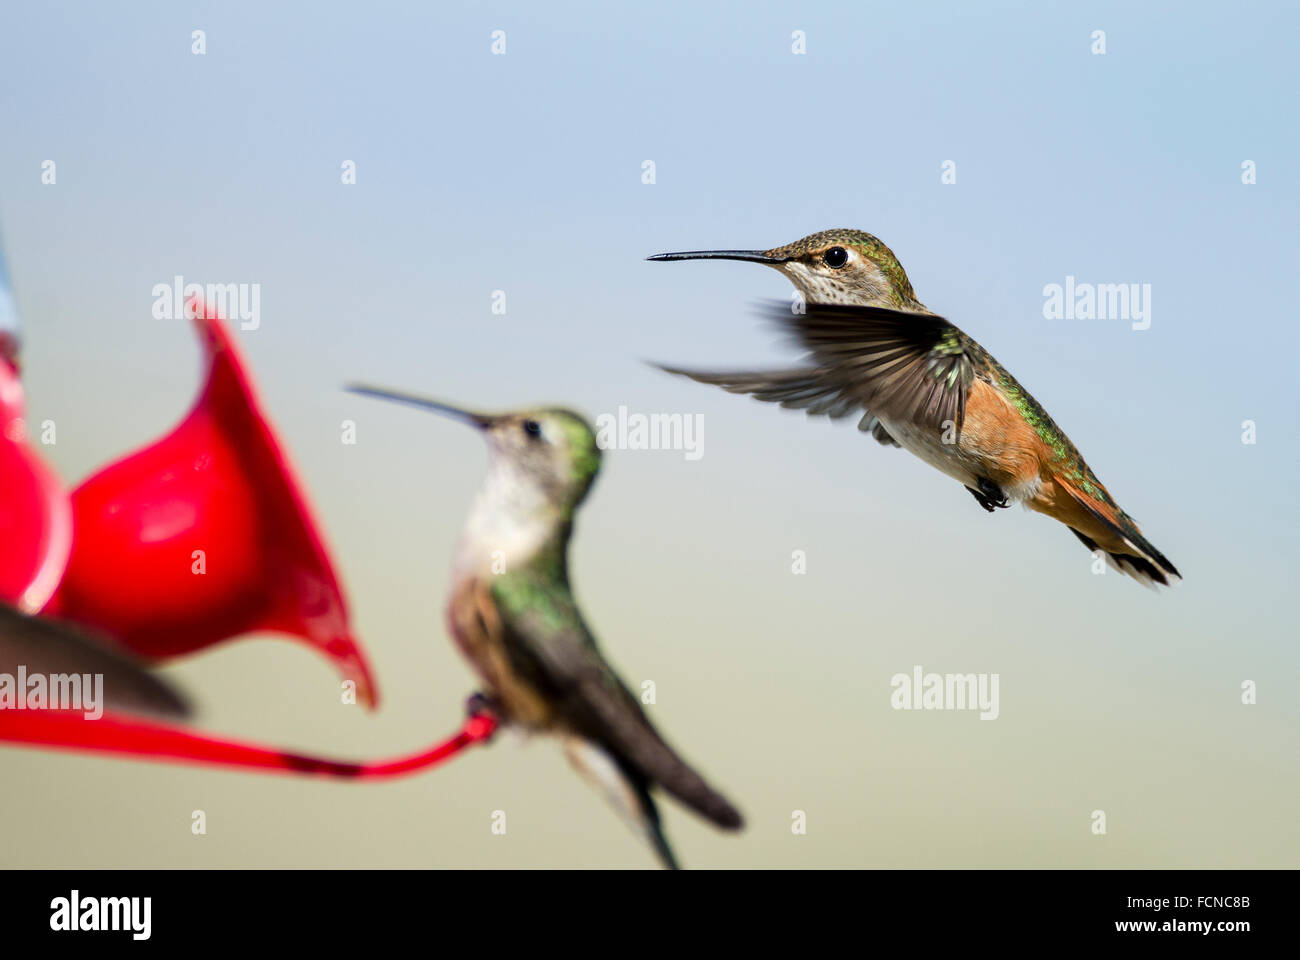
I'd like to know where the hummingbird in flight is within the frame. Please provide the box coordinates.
[648,229,1180,588]
[347,385,743,868]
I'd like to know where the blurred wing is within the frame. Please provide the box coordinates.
[491,574,742,829]
[0,604,190,718]
[757,300,976,433]
[653,364,899,446]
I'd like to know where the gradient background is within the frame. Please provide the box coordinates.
[1,0,1296,868]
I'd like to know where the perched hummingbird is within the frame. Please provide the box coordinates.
[0,603,190,718]
[648,229,1180,587]
[347,385,743,868]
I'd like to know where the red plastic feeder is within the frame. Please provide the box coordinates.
[42,299,378,708]
[0,350,73,612]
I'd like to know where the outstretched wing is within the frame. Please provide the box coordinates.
[757,300,977,435]
[653,364,899,446]
[490,572,742,830]
[0,604,191,718]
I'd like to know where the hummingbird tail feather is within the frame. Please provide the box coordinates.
[562,737,680,869]
[641,792,681,871]
[1065,496,1180,588]
[588,704,745,830]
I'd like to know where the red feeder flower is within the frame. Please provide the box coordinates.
[0,349,73,612]
[42,299,378,708]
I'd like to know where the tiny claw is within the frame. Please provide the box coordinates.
[967,479,1009,513]
[464,693,500,743]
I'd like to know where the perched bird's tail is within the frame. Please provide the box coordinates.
[637,786,680,871]
[563,737,680,869]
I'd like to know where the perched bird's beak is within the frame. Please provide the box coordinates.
[646,249,787,264]
[346,384,496,429]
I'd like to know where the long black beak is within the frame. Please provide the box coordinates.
[646,249,786,264]
[346,384,495,429]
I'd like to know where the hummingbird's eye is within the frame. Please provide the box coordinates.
[822,246,849,269]
[522,419,543,440]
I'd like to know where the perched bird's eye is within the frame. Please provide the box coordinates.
[822,246,849,269]
[522,419,543,439]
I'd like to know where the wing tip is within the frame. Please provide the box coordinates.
[647,359,687,376]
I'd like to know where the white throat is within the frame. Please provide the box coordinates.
[778,262,875,305]
[453,455,558,579]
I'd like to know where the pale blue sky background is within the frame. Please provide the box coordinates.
[0,1,1296,868]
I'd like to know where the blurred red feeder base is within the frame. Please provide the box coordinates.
[0,709,497,780]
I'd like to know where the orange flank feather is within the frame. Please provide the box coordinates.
[447,578,556,729]
[961,380,1043,495]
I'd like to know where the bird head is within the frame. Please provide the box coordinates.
[347,386,601,515]
[649,227,924,310]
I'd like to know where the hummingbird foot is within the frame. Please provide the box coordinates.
[967,479,1010,513]
[465,691,501,720]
